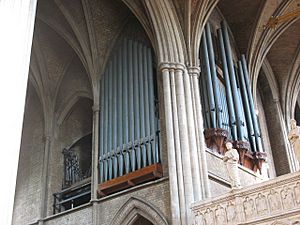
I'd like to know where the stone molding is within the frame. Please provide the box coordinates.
[159,62,186,73]
[187,66,201,77]
[191,172,300,225]
[110,197,169,225]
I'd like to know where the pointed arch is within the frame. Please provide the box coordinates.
[190,0,219,66]
[56,91,92,126]
[110,197,169,225]
[284,45,300,124]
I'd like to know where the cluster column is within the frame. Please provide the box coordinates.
[188,66,211,199]
[160,63,206,225]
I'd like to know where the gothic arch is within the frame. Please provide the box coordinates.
[110,197,169,225]
[56,92,92,126]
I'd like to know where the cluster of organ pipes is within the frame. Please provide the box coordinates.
[99,39,160,183]
[200,21,263,152]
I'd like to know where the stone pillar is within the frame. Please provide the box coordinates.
[160,63,204,225]
[91,104,100,225]
[38,134,52,225]
[91,104,100,200]
[188,66,211,198]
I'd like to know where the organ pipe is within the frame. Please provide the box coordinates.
[241,55,263,151]
[237,61,256,151]
[217,29,237,140]
[205,24,222,128]
[202,31,217,128]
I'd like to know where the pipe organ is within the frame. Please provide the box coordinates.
[99,39,160,184]
[199,21,265,169]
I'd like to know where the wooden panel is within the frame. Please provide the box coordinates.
[97,163,162,197]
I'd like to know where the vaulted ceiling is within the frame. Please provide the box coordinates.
[30,0,300,126]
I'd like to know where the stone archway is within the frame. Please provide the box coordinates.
[110,197,168,225]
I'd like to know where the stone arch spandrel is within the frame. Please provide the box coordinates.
[110,197,169,225]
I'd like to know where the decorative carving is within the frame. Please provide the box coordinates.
[288,119,300,164]
[223,142,241,189]
[192,173,300,225]
[204,208,215,225]
[253,152,267,174]
[204,128,228,154]
[268,189,281,212]
[256,193,268,216]
[294,182,300,204]
[226,201,237,223]
[195,212,205,225]
[233,140,250,165]
[243,197,255,219]
[215,205,226,224]
[281,187,294,209]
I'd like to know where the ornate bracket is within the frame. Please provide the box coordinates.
[204,128,229,154]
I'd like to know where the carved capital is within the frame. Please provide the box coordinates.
[187,66,201,77]
[92,105,100,113]
[159,62,186,73]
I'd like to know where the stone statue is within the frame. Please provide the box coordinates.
[288,119,300,163]
[223,142,241,189]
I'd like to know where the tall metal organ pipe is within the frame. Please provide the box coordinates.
[237,61,256,151]
[205,23,222,128]
[217,29,237,140]
[202,31,217,128]
[221,21,244,140]
[241,55,263,152]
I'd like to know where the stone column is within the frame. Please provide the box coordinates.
[91,104,100,200]
[160,63,204,225]
[38,134,52,225]
[91,104,100,225]
[188,66,211,198]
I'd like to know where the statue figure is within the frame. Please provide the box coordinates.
[223,142,241,189]
[288,119,300,163]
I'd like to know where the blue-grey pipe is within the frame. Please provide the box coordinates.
[237,60,256,151]
[112,54,118,178]
[206,23,222,128]
[133,41,141,170]
[241,54,263,151]
[122,39,130,174]
[217,28,237,140]
[143,45,152,165]
[128,39,136,171]
[199,68,211,128]
[202,31,217,128]
[138,43,147,167]
[117,46,124,176]
[147,48,158,163]
[108,60,113,179]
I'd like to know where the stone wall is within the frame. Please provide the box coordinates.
[206,149,264,197]
[12,83,44,225]
[36,179,170,225]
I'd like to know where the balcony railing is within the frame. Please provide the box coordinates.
[191,172,300,225]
